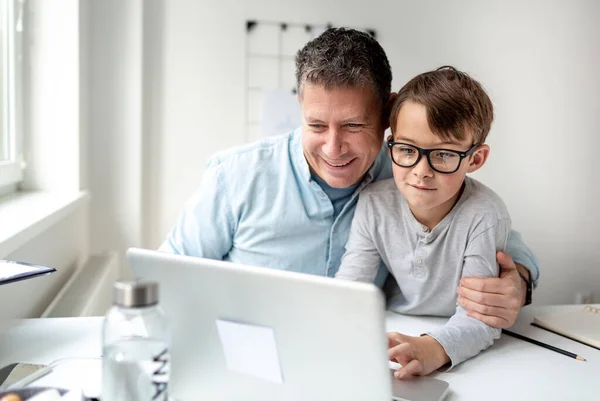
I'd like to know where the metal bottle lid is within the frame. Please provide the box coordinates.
[113,280,159,308]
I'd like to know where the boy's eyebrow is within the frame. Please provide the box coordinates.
[393,135,461,147]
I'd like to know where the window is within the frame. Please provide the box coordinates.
[0,0,23,192]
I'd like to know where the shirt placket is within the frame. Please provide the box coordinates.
[326,175,373,277]
[413,224,431,279]
[311,182,335,276]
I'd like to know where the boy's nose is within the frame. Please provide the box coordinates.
[412,155,434,178]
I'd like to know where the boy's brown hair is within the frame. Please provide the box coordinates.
[390,66,494,144]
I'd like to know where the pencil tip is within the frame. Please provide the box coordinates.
[576,356,586,361]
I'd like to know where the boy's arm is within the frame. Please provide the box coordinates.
[390,219,508,377]
[458,230,539,328]
[335,193,382,282]
[158,158,235,259]
[428,219,508,368]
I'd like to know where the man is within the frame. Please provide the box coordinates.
[160,28,538,328]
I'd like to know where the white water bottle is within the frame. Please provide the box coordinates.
[102,280,170,401]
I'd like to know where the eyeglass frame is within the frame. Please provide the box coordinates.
[386,140,480,174]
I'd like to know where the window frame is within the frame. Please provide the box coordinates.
[0,0,23,192]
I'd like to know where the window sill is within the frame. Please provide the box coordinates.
[0,190,89,259]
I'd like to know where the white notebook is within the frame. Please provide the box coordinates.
[533,305,600,350]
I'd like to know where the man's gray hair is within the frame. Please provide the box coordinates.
[295,28,392,109]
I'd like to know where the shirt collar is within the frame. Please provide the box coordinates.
[291,127,312,182]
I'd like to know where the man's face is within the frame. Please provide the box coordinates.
[299,83,385,188]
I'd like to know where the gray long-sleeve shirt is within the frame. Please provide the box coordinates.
[336,176,510,368]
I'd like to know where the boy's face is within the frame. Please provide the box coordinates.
[299,83,385,188]
[389,101,488,224]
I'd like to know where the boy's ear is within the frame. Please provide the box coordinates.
[467,144,490,173]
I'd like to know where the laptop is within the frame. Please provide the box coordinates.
[127,248,449,401]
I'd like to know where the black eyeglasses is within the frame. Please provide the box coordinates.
[387,140,479,174]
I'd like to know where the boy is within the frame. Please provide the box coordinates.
[336,66,509,378]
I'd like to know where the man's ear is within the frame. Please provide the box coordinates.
[382,92,398,130]
[467,144,490,173]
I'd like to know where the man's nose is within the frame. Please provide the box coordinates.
[323,129,347,157]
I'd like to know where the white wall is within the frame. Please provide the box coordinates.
[86,0,143,262]
[87,0,600,305]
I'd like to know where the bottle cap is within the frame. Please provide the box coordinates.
[113,280,159,308]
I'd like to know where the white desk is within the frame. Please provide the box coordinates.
[386,305,599,400]
[0,306,598,401]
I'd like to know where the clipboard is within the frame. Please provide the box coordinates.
[0,260,56,285]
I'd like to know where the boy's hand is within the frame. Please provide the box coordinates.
[387,332,450,379]
[456,251,523,328]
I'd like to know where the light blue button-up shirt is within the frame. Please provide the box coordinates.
[160,128,540,286]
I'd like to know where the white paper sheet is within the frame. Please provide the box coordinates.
[216,319,284,384]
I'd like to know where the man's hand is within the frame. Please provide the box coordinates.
[456,251,525,328]
[387,332,450,379]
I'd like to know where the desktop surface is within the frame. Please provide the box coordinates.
[0,306,598,400]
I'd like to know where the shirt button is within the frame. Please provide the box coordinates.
[416,257,423,264]
[421,225,429,232]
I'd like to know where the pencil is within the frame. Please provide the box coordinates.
[502,329,586,361]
